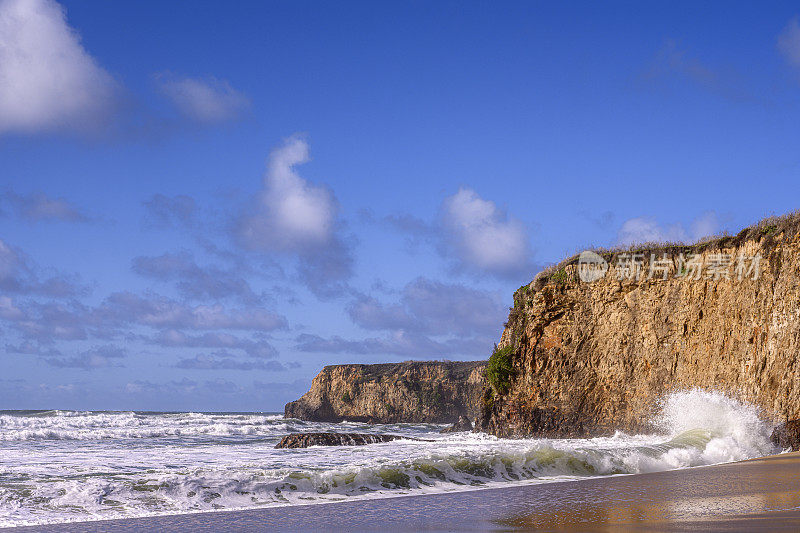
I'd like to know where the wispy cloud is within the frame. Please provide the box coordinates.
[617,211,720,246]
[2,288,288,348]
[132,251,265,304]
[0,296,25,320]
[295,276,505,360]
[578,210,615,231]
[124,378,242,396]
[5,340,60,356]
[644,40,752,102]
[43,345,127,370]
[347,277,505,338]
[294,331,489,359]
[778,17,800,69]
[142,194,197,230]
[0,0,120,135]
[0,237,293,372]
[155,73,250,124]
[5,299,92,342]
[174,354,285,371]
[152,329,278,359]
[2,191,90,223]
[0,239,84,298]
[98,292,288,332]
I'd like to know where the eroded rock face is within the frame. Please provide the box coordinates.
[476,218,800,438]
[285,361,486,424]
[440,415,473,433]
[275,432,408,448]
[771,421,800,451]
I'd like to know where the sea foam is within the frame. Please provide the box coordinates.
[0,389,779,527]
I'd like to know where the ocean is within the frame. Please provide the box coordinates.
[0,389,779,528]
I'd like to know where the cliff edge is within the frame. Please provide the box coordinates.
[477,212,800,437]
[285,361,486,424]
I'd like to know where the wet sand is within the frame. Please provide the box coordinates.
[10,452,800,532]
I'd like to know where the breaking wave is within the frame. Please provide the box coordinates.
[0,390,779,527]
[0,411,290,441]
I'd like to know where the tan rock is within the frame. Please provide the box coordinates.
[477,216,800,438]
[285,361,486,424]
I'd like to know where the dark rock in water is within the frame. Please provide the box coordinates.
[275,432,408,449]
[771,420,800,451]
[440,416,473,433]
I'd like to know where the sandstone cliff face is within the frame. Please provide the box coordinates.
[477,216,800,438]
[285,361,486,424]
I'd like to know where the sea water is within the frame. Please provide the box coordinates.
[0,389,779,527]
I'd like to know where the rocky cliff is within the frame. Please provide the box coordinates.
[285,361,486,424]
[477,213,800,438]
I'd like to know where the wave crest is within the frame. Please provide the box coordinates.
[0,390,780,527]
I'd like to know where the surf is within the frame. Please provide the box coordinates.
[0,389,779,527]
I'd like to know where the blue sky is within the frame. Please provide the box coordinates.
[1,0,799,411]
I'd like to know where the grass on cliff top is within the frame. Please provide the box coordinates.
[532,210,800,288]
[321,360,487,381]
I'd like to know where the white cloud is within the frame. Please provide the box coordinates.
[238,136,338,252]
[617,217,686,245]
[617,211,719,246]
[778,18,800,68]
[236,135,353,297]
[440,188,532,278]
[155,73,249,123]
[0,0,119,134]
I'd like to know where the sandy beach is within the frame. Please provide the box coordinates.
[8,451,800,532]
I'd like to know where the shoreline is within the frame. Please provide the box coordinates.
[8,451,800,532]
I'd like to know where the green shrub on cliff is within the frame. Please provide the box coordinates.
[486,345,515,394]
[550,268,570,284]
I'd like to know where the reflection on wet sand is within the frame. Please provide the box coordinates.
[494,454,800,531]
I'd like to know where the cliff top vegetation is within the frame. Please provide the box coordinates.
[532,210,800,288]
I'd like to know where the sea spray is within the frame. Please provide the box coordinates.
[0,389,779,527]
[653,388,775,465]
